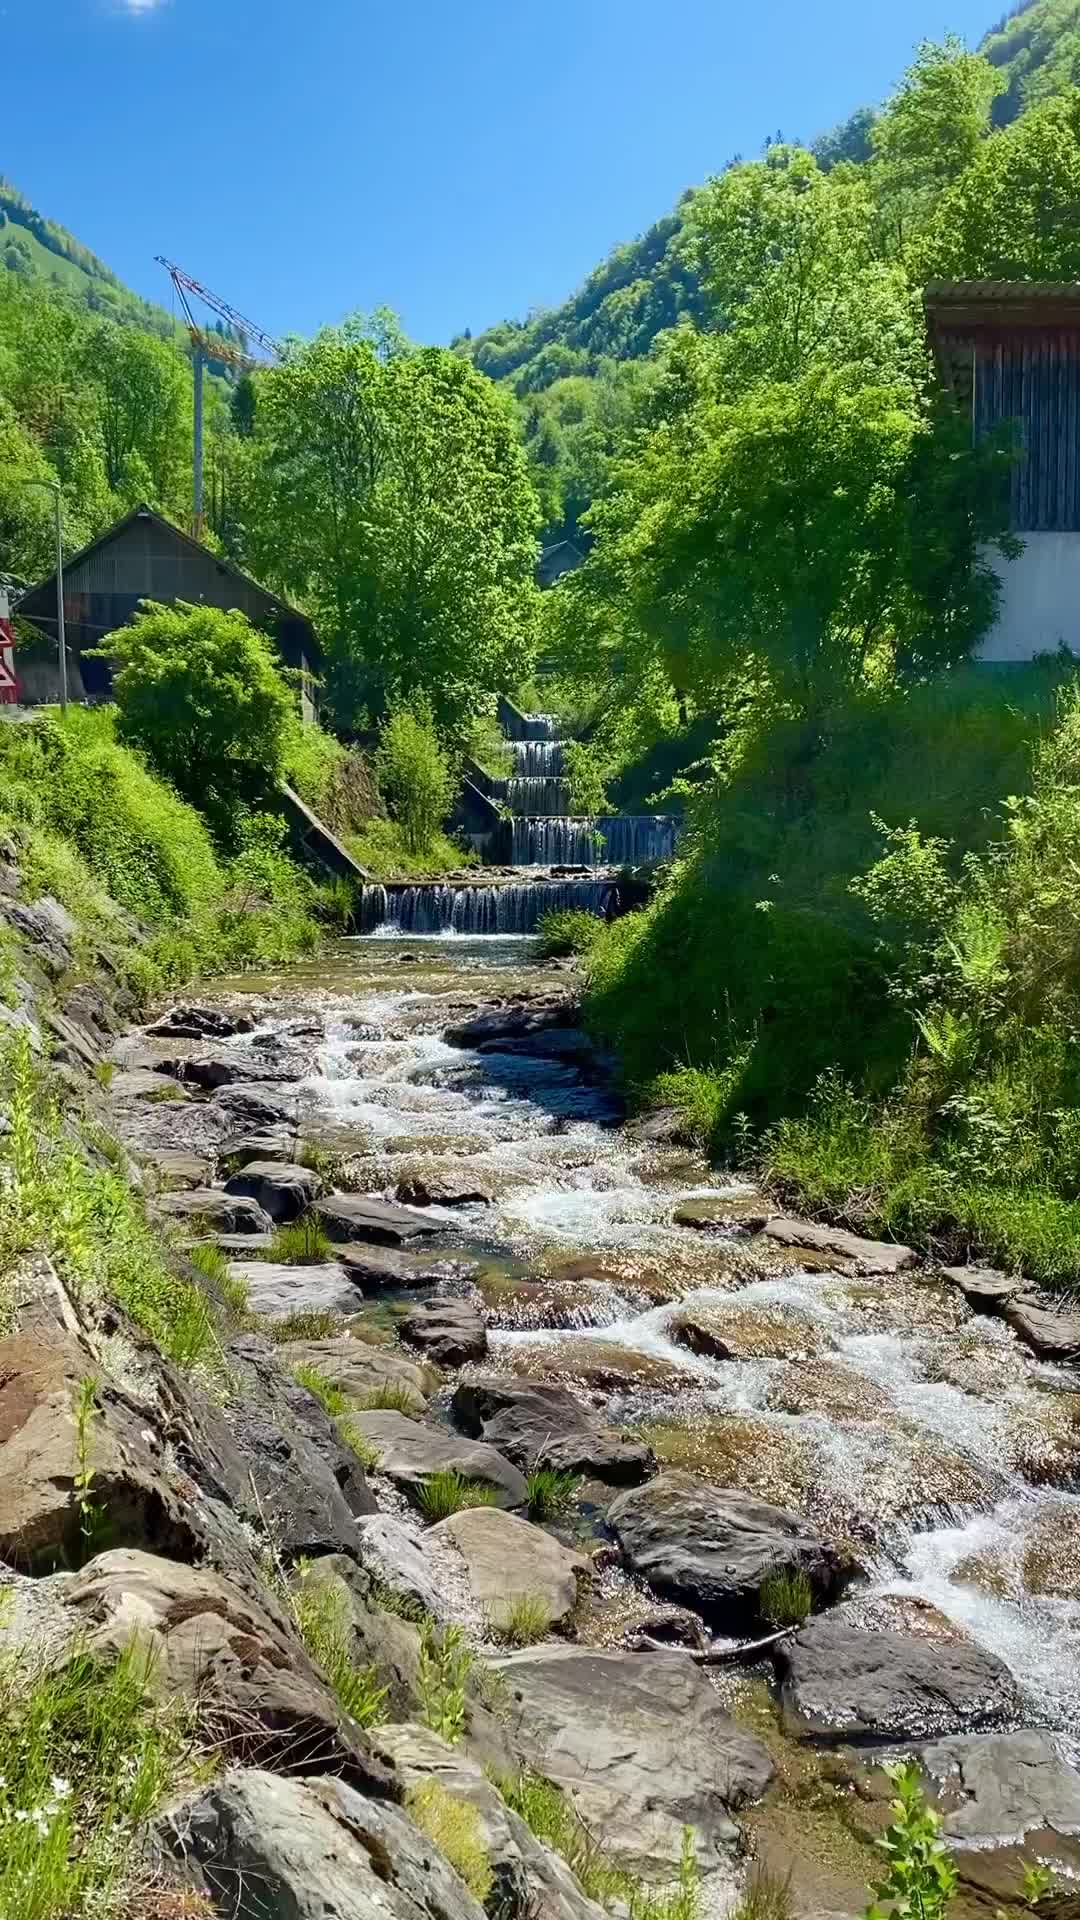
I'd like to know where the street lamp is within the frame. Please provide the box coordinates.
[24,479,67,714]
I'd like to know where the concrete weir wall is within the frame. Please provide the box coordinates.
[980,534,1080,661]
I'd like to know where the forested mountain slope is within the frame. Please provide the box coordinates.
[0,176,180,339]
[456,0,1078,401]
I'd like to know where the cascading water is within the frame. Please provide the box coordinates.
[512,815,681,867]
[506,776,574,816]
[358,878,616,934]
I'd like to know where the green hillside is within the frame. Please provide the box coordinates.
[457,0,1078,400]
[0,175,181,340]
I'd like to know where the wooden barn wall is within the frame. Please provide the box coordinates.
[973,331,1080,532]
[66,519,270,623]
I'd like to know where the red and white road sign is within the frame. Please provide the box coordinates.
[0,589,18,704]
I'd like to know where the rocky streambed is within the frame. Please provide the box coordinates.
[94,932,1080,1914]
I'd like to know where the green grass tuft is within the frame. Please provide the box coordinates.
[291,1563,387,1729]
[417,1471,501,1523]
[406,1780,494,1904]
[291,1363,349,1418]
[499,1770,701,1920]
[490,1593,552,1647]
[357,1380,424,1416]
[263,1308,346,1344]
[267,1214,334,1265]
[536,908,604,959]
[526,1467,582,1523]
[758,1567,814,1629]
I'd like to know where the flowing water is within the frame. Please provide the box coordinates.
[212,932,1080,1737]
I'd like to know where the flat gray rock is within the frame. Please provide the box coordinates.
[358,1512,462,1621]
[777,1616,1020,1743]
[1004,1297,1080,1362]
[350,1410,527,1510]
[279,1335,428,1408]
[490,1646,774,1877]
[147,1004,255,1040]
[214,1082,299,1126]
[158,1768,486,1920]
[396,1163,497,1206]
[915,1730,1080,1846]
[316,1193,442,1247]
[236,1261,367,1318]
[110,1068,188,1102]
[608,1472,846,1628]
[452,1380,654,1486]
[146,1148,213,1190]
[220,1128,296,1169]
[157,1052,300,1089]
[156,1188,273,1235]
[433,1507,586,1630]
[940,1266,1022,1309]
[762,1217,916,1274]
[224,1158,324,1221]
[401,1299,488,1367]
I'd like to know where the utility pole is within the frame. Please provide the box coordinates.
[26,479,67,713]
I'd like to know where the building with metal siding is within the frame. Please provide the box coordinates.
[15,503,320,716]
[925,283,1080,661]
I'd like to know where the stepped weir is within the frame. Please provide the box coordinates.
[358,702,680,933]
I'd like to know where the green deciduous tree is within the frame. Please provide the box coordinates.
[100,599,294,835]
[375,695,457,855]
[243,317,541,732]
[870,38,1003,254]
[687,147,921,393]
[921,89,1080,281]
[81,320,191,511]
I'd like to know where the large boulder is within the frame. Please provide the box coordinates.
[156,1188,273,1235]
[147,1004,255,1040]
[607,1472,846,1628]
[222,1333,377,1558]
[0,1328,209,1571]
[940,1266,1022,1310]
[236,1260,368,1319]
[349,1411,528,1511]
[777,1616,1020,1743]
[401,1300,488,1368]
[445,999,577,1049]
[490,1646,774,1878]
[761,1217,916,1274]
[214,1082,299,1127]
[1004,1297,1080,1363]
[317,1194,442,1247]
[278,1335,429,1409]
[224,1159,324,1221]
[64,1551,395,1795]
[396,1164,497,1207]
[452,1380,654,1486]
[146,1147,215,1191]
[158,1769,485,1920]
[357,1513,472,1625]
[377,1723,609,1920]
[157,1053,301,1089]
[433,1507,587,1631]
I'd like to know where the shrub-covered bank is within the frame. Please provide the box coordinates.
[577,663,1080,1288]
[0,706,342,999]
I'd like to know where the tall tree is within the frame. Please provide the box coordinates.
[870,38,1003,254]
[244,317,541,730]
[81,320,191,511]
[920,89,1080,281]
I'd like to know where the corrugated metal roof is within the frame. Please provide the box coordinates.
[925,281,1080,301]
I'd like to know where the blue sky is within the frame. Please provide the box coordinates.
[6,0,998,344]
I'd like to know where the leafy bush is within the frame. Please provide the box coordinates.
[376,696,458,856]
[866,1760,957,1920]
[526,1468,582,1521]
[345,816,473,879]
[536,909,604,958]
[406,1781,494,1904]
[101,600,296,838]
[417,1471,501,1522]
[418,1622,475,1744]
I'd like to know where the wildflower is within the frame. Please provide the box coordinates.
[50,1775,70,1799]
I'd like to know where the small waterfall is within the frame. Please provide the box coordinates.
[511,816,682,867]
[514,741,566,779]
[507,776,573,816]
[360,879,616,935]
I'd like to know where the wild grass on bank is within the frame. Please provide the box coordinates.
[758,1567,814,1629]
[500,1771,701,1920]
[490,1593,551,1647]
[536,909,604,960]
[290,1563,387,1729]
[0,1033,219,1369]
[267,1215,333,1264]
[406,1781,494,1904]
[526,1468,581,1522]
[345,817,475,880]
[0,1640,192,1920]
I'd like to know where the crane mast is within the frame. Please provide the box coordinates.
[155,256,282,540]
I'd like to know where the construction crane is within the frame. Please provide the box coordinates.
[156,257,282,540]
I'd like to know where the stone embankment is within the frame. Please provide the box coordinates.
[3,912,1080,1917]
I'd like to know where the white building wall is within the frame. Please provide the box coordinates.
[980,534,1080,661]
